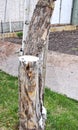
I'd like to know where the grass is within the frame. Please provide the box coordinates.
[44,89,78,130]
[0,70,18,130]
[0,70,78,130]
[16,32,23,39]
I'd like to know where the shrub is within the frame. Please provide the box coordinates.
[16,32,23,39]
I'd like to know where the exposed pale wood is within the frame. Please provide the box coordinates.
[18,55,41,130]
[24,0,55,56]
[24,0,56,102]
[19,1,56,130]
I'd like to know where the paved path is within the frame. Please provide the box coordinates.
[0,41,20,76]
[46,51,78,100]
[0,41,78,100]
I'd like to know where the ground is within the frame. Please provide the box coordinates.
[0,30,78,100]
[5,37,22,45]
[0,71,78,130]
[49,30,78,56]
[0,40,21,76]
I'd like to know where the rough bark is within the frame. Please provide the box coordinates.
[18,55,40,130]
[24,0,55,56]
[19,0,56,130]
[24,0,55,96]
[24,0,55,102]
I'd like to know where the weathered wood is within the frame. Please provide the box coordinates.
[24,0,56,106]
[19,1,56,129]
[18,55,40,130]
[24,0,55,56]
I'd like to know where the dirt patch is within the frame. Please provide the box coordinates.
[49,30,78,56]
[0,40,21,61]
[0,40,21,76]
[4,37,22,44]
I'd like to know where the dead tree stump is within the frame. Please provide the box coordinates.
[18,55,46,130]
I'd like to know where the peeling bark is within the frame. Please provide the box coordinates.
[19,0,56,130]
[24,0,55,102]
[18,56,40,130]
[24,0,55,56]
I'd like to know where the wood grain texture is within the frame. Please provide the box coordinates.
[24,0,55,56]
[18,56,40,130]
[24,0,55,109]
[19,0,55,129]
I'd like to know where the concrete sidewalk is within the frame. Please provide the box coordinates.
[0,41,20,76]
[46,51,78,100]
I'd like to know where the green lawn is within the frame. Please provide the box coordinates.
[0,70,78,130]
[0,70,18,130]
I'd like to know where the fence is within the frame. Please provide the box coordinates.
[0,21,24,33]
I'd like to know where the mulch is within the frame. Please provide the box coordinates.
[49,30,78,56]
[4,37,22,45]
[0,40,21,61]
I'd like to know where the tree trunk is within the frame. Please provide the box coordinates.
[19,0,56,130]
[22,0,38,51]
[18,55,40,130]
[24,0,55,56]
[24,0,55,103]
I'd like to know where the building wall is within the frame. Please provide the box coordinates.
[0,0,25,32]
[0,0,38,23]
[0,0,39,32]
[51,0,73,24]
[0,0,25,22]
[71,0,78,25]
[0,0,77,31]
[0,0,5,22]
